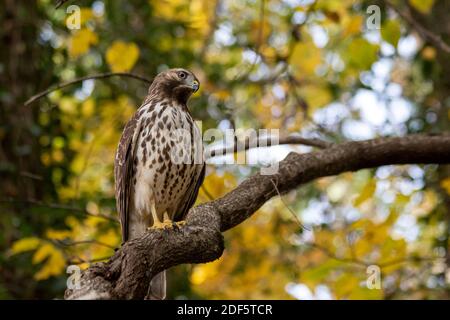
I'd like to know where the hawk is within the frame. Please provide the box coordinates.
[114,68,205,300]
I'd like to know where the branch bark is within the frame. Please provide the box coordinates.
[64,134,450,299]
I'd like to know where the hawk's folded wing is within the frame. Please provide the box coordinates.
[114,113,143,242]
[174,163,206,221]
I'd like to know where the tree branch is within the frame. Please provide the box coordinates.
[64,134,450,299]
[206,134,332,158]
[0,198,118,223]
[24,72,152,106]
[55,0,73,9]
[385,0,450,54]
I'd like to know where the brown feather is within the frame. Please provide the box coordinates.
[114,112,143,242]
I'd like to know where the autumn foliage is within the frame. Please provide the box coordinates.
[1,0,449,299]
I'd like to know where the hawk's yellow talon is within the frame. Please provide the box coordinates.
[148,219,173,230]
[176,220,186,227]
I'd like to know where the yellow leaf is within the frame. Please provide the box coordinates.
[59,97,77,114]
[422,46,436,60]
[10,237,41,255]
[98,229,120,248]
[151,0,189,21]
[289,42,322,77]
[34,247,66,280]
[68,28,98,58]
[333,274,359,298]
[299,85,332,115]
[45,229,72,241]
[409,0,435,14]
[32,243,54,264]
[441,178,450,195]
[106,41,140,72]
[200,171,237,200]
[66,8,94,27]
[213,89,231,100]
[150,0,214,36]
[343,15,363,37]
[354,180,376,207]
[81,98,95,117]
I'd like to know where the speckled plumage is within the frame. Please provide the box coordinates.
[114,68,205,299]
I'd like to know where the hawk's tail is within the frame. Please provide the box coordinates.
[147,271,166,300]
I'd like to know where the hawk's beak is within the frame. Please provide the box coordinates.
[191,80,199,93]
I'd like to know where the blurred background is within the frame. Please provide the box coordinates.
[0,0,449,299]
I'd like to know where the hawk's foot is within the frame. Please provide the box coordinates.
[172,220,186,230]
[148,219,173,230]
[176,220,186,227]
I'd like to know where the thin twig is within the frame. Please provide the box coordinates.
[385,0,450,54]
[198,0,221,61]
[309,242,441,269]
[206,134,332,158]
[232,0,266,81]
[24,72,152,106]
[19,171,43,180]
[378,256,440,268]
[270,178,310,231]
[68,256,111,265]
[55,0,72,9]
[309,242,370,266]
[53,239,117,250]
[0,198,118,223]
[201,185,215,201]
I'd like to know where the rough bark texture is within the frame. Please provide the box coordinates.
[64,134,450,300]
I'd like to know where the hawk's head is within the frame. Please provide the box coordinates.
[148,68,200,105]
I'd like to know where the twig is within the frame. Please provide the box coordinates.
[206,134,332,158]
[19,171,43,180]
[287,73,339,139]
[0,198,118,223]
[198,0,221,60]
[68,256,111,265]
[24,72,153,106]
[385,0,450,54]
[201,185,215,201]
[270,178,310,230]
[308,242,441,269]
[308,242,370,266]
[232,0,266,81]
[378,256,440,268]
[55,0,72,9]
[53,239,117,250]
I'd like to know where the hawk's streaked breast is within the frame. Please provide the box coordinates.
[131,99,204,228]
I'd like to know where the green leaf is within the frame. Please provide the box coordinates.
[381,19,401,47]
[346,38,379,70]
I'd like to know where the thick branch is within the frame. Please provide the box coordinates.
[65,134,450,299]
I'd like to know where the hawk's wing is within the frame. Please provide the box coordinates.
[174,163,206,221]
[114,112,143,242]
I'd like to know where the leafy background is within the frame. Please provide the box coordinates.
[0,0,449,299]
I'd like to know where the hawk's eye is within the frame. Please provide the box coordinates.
[178,71,187,79]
